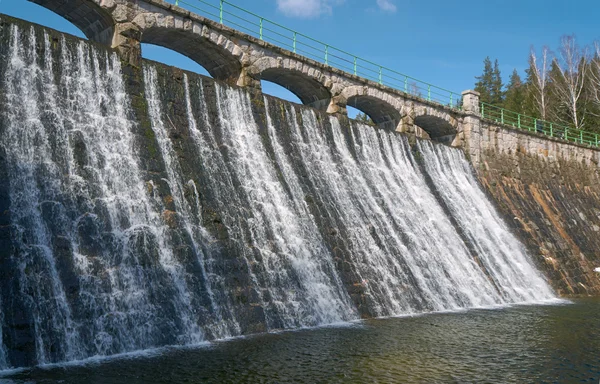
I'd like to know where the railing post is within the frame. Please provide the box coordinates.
[293,32,297,53]
[175,0,179,5]
[219,0,223,24]
[450,93,453,108]
[532,118,535,132]
[259,18,263,40]
[580,130,583,143]
[353,57,357,76]
[325,45,328,65]
[427,85,431,101]
[481,102,484,117]
[501,109,504,124]
[596,134,599,147]
[404,77,408,93]
[378,67,383,85]
[550,123,553,137]
[517,114,521,129]
[565,127,569,141]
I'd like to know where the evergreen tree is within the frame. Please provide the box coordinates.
[474,57,504,106]
[503,69,525,114]
[491,59,504,105]
[474,57,494,104]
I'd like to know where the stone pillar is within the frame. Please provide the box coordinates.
[112,22,142,67]
[461,89,480,114]
[326,95,347,115]
[461,90,483,166]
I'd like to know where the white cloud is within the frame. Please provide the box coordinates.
[376,0,397,12]
[276,0,344,18]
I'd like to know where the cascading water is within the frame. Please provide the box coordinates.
[0,24,214,367]
[268,105,509,316]
[180,77,357,328]
[1,25,82,367]
[417,140,555,301]
[0,18,556,370]
[143,67,241,339]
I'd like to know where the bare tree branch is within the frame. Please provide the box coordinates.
[529,46,551,120]
[588,42,600,117]
[551,35,589,129]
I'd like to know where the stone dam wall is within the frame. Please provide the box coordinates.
[2,15,600,302]
[467,120,600,295]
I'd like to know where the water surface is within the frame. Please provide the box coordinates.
[3,299,598,383]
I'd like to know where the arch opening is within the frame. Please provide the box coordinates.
[414,115,457,145]
[142,43,212,78]
[260,80,302,104]
[346,95,400,131]
[28,0,114,44]
[259,68,331,110]
[347,106,375,126]
[141,27,241,84]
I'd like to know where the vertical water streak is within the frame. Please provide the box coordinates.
[1,25,80,364]
[143,66,232,340]
[181,76,248,338]
[263,98,357,321]
[418,141,555,301]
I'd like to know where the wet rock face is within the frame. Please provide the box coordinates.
[476,150,600,296]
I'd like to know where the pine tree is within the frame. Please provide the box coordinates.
[491,59,504,105]
[503,69,525,114]
[474,57,504,106]
[474,57,494,104]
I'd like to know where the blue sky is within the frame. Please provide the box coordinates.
[1,0,599,110]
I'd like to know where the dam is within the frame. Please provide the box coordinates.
[0,1,599,380]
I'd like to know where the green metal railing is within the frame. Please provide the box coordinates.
[168,0,460,109]
[480,102,600,148]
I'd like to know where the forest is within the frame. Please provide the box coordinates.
[474,35,600,135]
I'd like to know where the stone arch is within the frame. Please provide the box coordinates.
[341,86,403,130]
[246,56,332,110]
[28,0,115,44]
[135,14,243,84]
[412,106,458,144]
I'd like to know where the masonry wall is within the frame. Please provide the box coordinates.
[467,120,600,295]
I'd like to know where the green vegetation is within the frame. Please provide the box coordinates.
[474,57,503,106]
[355,112,375,126]
[474,35,600,134]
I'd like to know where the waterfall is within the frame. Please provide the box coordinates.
[418,141,555,301]
[180,78,357,329]
[143,67,240,339]
[1,25,81,365]
[0,19,556,369]
[269,106,506,316]
[0,23,212,366]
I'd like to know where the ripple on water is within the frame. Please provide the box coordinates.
[2,299,600,384]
